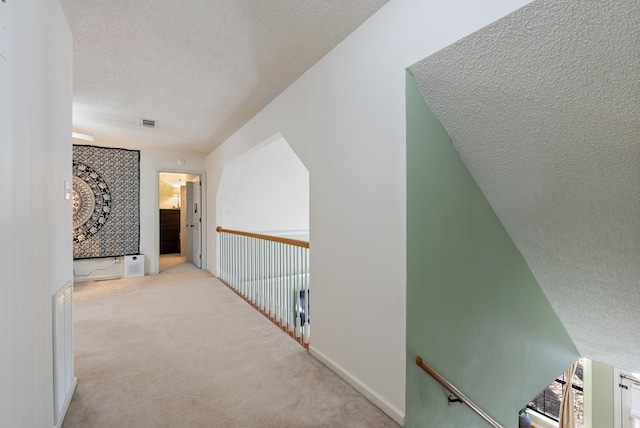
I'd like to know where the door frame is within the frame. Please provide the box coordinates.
[187,179,203,268]
[156,169,207,271]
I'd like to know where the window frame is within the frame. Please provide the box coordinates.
[527,359,584,423]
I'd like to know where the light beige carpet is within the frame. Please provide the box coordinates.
[63,258,399,428]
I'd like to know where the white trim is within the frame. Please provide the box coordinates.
[156,169,207,273]
[614,368,640,428]
[55,376,77,428]
[73,274,122,283]
[309,346,405,426]
[615,368,623,428]
[528,410,558,428]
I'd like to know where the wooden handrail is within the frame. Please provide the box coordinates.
[415,356,502,428]
[216,226,309,248]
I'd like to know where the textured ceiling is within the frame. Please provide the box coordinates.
[158,172,198,209]
[159,172,198,191]
[410,0,640,371]
[61,0,388,153]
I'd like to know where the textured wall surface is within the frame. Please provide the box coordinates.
[410,0,640,372]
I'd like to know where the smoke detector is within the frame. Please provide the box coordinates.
[140,118,157,128]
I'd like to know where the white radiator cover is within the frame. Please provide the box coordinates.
[53,281,76,426]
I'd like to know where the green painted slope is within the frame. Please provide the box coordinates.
[405,72,579,427]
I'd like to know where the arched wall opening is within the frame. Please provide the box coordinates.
[216,135,309,240]
[214,134,311,346]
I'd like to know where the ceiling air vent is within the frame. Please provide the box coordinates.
[140,118,157,128]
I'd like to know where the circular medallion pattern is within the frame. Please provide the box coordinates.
[72,161,112,242]
[73,177,95,229]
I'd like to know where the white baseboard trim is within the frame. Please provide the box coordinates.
[73,274,123,283]
[309,346,405,426]
[55,376,77,428]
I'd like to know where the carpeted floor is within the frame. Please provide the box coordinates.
[62,257,399,428]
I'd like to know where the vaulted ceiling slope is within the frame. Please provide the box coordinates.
[410,0,640,372]
[61,0,388,153]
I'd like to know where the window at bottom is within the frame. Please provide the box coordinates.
[527,359,584,428]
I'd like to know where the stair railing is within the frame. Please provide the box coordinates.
[217,226,310,348]
[415,356,502,428]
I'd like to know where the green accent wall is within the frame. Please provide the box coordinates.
[584,360,614,428]
[405,72,580,427]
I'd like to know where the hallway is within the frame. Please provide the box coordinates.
[63,261,397,427]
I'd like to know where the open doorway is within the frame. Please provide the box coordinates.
[158,172,203,272]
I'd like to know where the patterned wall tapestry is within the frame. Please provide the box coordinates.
[73,145,140,259]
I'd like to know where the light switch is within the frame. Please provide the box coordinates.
[64,181,71,200]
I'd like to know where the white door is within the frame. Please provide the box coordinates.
[618,372,640,428]
[185,182,194,263]
[180,185,187,256]
[192,179,202,268]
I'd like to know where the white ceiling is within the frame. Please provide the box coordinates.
[410,0,640,371]
[61,0,388,154]
[159,172,198,190]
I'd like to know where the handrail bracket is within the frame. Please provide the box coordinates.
[415,355,502,428]
[448,395,462,405]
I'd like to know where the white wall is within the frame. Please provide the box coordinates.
[73,150,205,278]
[73,257,124,283]
[206,0,532,422]
[140,150,206,274]
[0,0,73,426]
[219,136,309,233]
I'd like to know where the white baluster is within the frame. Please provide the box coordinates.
[251,238,254,302]
[302,248,309,344]
[275,242,280,324]
[272,242,276,320]
[217,229,310,345]
[220,233,224,282]
[259,239,262,306]
[235,234,239,290]
[294,246,301,338]
[262,239,266,310]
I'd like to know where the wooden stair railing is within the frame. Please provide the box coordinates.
[216,226,309,248]
[216,226,310,348]
[415,356,502,428]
